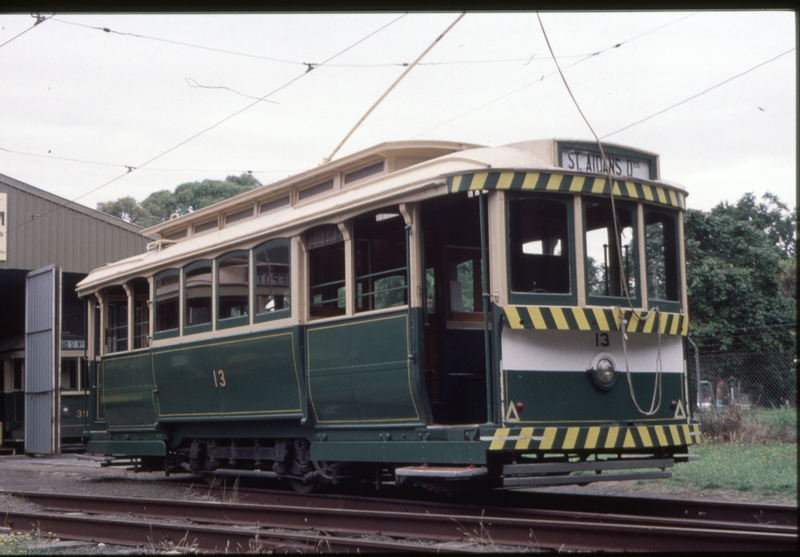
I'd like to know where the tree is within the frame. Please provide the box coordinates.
[684,191,796,354]
[171,177,257,215]
[96,196,153,225]
[97,173,261,226]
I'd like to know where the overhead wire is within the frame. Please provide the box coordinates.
[0,12,54,49]
[602,47,796,139]
[4,13,408,237]
[50,17,303,65]
[4,12,702,175]
[414,11,699,138]
[185,78,280,104]
[0,145,307,175]
[49,14,624,69]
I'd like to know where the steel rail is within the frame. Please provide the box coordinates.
[483,489,799,527]
[0,510,458,554]
[10,490,798,552]
[213,485,798,528]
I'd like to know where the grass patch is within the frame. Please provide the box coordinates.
[0,533,39,555]
[674,407,796,502]
[667,442,797,503]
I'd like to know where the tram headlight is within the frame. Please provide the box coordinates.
[61,406,72,418]
[589,357,617,390]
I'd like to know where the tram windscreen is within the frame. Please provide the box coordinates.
[645,208,679,301]
[584,198,637,299]
[508,197,572,294]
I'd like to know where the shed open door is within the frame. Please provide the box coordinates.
[25,265,60,455]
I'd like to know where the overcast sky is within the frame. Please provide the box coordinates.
[0,11,796,217]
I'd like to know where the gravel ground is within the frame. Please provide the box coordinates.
[0,453,794,553]
[0,454,212,554]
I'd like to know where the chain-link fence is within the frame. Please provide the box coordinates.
[688,348,797,412]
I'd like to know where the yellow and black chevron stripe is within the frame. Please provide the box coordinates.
[448,171,685,210]
[484,424,702,451]
[502,306,689,336]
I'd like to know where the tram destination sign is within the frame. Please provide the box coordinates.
[560,147,652,181]
[61,340,85,350]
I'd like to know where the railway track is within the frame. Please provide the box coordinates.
[2,488,796,552]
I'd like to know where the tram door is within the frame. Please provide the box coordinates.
[421,194,487,425]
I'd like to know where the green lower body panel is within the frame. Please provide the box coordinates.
[306,312,422,425]
[483,423,702,452]
[102,352,157,428]
[152,330,303,419]
[311,440,486,464]
[87,439,166,456]
[504,369,685,422]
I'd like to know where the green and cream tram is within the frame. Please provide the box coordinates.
[77,138,700,490]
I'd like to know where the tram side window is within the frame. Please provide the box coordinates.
[354,207,408,313]
[218,252,250,325]
[255,240,291,319]
[644,208,680,304]
[155,270,180,334]
[308,224,346,319]
[508,196,572,296]
[132,278,150,349]
[584,198,638,301]
[185,261,212,331]
[106,285,128,353]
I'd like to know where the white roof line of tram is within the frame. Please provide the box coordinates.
[142,137,684,238]
[77,145,494,293]
[140,139,481,237]
[76,138,686,294]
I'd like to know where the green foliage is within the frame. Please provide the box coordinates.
[685,192,796,353]
[95,195,152,225]
[171,176,259,215]
[140,189,178,224]
[96,173,261,226]
[777,258,796,299]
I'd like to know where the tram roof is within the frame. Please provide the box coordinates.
[77,138,686,295]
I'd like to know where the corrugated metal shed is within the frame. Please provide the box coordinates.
[0,172,152,273]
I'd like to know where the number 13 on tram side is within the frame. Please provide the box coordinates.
[77,138,700,491]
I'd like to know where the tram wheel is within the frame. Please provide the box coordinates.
[288,476,321,493]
